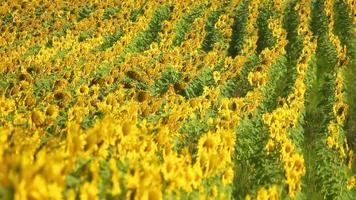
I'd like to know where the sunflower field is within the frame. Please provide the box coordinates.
[0,0,355,199]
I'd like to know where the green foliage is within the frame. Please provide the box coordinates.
[310,0,329,38]
[44,18,55,29]
[77,5,95,21]
[130,3,146,22]
[66,157,93,192]
[235,118,266,162]
[33,74,57,100]
[79,27,96,42]
[151,68,182,96]
[22,45,42,59]
[102,6,121,20]
[177,113,209,159]
[228,0,249,57]
[253,152,285,191]
[308,0,338,129]
[93,28,124,51]
[53,23,74,38]
[256,4,277,54]
[257,56,288,115]
[145,101,171,123]
[220,76,240,98]
[344,61,356,163]
[173,4,206,47]
[116,5,172,62]
[183,68,215,99]
[2,12,13,25]
[315,139,353,200]
[50,48,71,63]
[283,0,303,64]
[56,109,69,129]
[302,2,355,199]
[332,0,356,158]
[233,116,285,198]
[98,160,112,199]
[91,63,112,80]
[0,186,13,200]
[281,0,303,98]
[81,110,105,130]
[35,5,45,17]
[319,73,337,129]
[233,56,289,198]
[332,0,356,58]
[201,5,226,52]
[220,54,260,98]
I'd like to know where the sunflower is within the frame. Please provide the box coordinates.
[197,132,220,152]
[77,85,90,95]
[291,154,305,175]
[45,105,59,118]
[31,109,45,127]
[347,176,355,190]
[222,166,234,186]
[281,140,294,158]
[196,132,221,175]
[24,94,36,108]
[161,154,179,181]
[265,139,275,153]
[213,71,221,82]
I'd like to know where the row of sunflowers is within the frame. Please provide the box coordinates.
[0,0,355,199]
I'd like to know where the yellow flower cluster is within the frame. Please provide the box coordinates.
[348,176,356,190]
[262,0,317,197]
[248,17,287,88]
[0,0,354,199]
[325,0,348,66]
[325,72,352,165]
[197,129,235,178]
[0,1,242,199]
[324,0,354,185]
[241,0,260,56]
[346,0,356,27]
[245,185,280,200]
